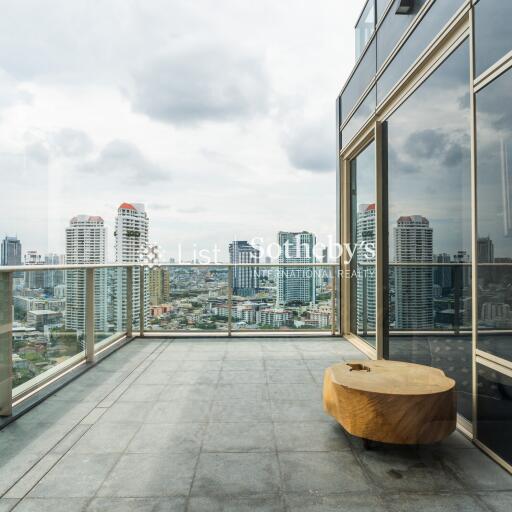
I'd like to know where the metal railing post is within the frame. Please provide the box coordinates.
[453,265,462,336]
[85,268,95,363]
[139,266,145,337]
[126,266,133,338]
[0,272,13,416]
[362,269,368,337]
[227,266,233,336]
[331,266,337,335]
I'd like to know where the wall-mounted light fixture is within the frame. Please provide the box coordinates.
[395,0,414,15]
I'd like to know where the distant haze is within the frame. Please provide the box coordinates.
[0,0,362,260]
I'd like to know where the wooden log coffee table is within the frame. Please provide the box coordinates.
[323,360,456,445]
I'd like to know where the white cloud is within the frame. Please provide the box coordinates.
[0,0,362,258]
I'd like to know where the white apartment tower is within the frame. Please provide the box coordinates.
[114,203,149,330]
[277,231,316,305]
[356,204,376,333]
[65,215,107,333]
[394,215,434,329]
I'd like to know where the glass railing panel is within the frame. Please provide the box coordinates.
[94,267,127,346]
[388,263,472,419]
[12,269,83,392]
[146,266,229,332]
[231,266,335,332]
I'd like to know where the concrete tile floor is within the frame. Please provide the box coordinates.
[0,337,511,511]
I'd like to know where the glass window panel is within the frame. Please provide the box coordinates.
[356,0,376,59]
[376,0,390,22]
[350,141,376,348]
[474,0,512,77]
[377,0,466,104]
[476,67,512,362]
[477,363,512,465]
[342,86,376,148]
[12,269,83,391]
[376,0,428,70]
[341,40,376,125]
[386,41,472,418]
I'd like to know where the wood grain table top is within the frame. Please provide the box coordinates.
[328,360,455,396]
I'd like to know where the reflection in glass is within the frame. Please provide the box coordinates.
[350,141,376,347]
[342,86,376,149]
[474,0,512,77]
[376,0,428,70]
[377,0,465,103]
[386,41,471,417]
[476,67,512,363]
[342,40,376,126]
[477,364,512,465]
[355,0,375,59]
[376,0,389,22]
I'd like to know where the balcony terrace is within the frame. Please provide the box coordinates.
[1,336,511,512]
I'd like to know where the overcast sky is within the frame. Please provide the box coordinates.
[0,0,362,261]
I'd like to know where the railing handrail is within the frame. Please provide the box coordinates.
[0,262,339,273]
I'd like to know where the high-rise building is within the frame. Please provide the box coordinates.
[478,236,495,263]
[65,215,107,333]
[356,204,376,332]
[23,251,45,289]
[44,253,65,289]
[276,231,316,305]
[1,236,22,266]
[229,241,260,297]
[433,253,452,294]
[148,267,170,306]
[394,216,433,329]
[114,203,149,330]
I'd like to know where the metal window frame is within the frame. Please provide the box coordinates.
[339,0,512,474]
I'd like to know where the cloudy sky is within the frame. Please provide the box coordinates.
[0,0,362,261]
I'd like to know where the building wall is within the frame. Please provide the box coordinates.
[276,232,316,305]
[229,241,260,297]
[338,0,512,471]
[65,215,107,333]
[114,203,150,330]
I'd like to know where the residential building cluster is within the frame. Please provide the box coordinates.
[2,214,333,387]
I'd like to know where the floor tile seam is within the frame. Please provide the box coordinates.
[298,344,322,385]
[2,422,98,508]
[184,363,222,512]
[342,435,382,492]
[3,340,167,506]
[86,420,147,504]
[98,340,168,409]
[271,404,293,507]
[0,403,108,502]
